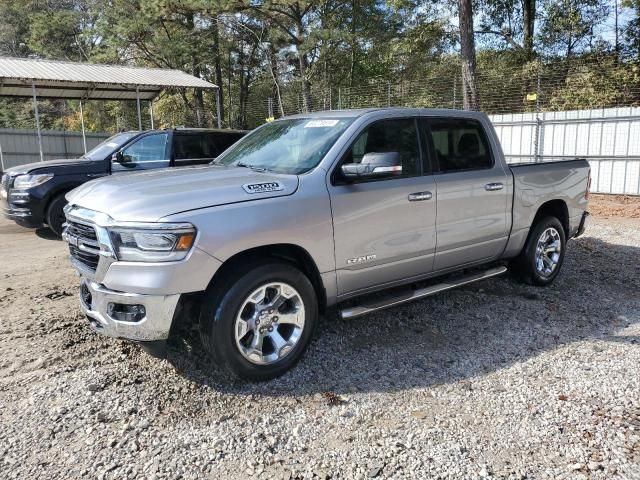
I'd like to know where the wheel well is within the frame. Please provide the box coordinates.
[209,244,327,313]
[533,199,569,236]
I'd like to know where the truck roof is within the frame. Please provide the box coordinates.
[286,107,488,120]
[118,128,248,135]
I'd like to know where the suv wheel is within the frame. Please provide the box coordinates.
[46,194,67,237]
[512,215,566,286]
[199,261,318,380]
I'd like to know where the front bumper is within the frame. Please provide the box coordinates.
[2,191,45,228]
[79,278,181,341]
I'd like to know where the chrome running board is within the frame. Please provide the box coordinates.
[339,266,507,320]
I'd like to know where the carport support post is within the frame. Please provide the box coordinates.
[79,100,87,154]
[31,82,44,162]
[149,100,155,129]
[136,87,142,131]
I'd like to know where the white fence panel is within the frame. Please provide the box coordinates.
[490,107,640,195]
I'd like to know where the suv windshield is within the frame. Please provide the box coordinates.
[83,132,137,161]
[216,118,354,174]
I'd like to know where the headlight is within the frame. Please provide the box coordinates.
[13,173,54,189]
[108,224,196,262]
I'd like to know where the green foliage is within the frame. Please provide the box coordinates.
[0,0,637,132]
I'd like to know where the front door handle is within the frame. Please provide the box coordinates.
[408,191,432,202]
[485,182,504,191]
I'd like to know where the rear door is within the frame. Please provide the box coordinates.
[424,117,510,271]
[329,117,437,296]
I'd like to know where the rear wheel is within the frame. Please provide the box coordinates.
[512,216,566,286]
[46,194,67,237]
[199,261,318,380]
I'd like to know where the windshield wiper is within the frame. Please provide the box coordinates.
[236,161,272,172]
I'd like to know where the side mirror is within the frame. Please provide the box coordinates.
[111,151,125,163]
[341,152,402,180]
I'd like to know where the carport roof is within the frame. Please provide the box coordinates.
[0,57,217,100]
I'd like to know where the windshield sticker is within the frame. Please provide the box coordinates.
[304,119,339,128]
[242,182,284,194]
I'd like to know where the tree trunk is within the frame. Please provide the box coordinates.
[186,13,206,127]
[295,21,312,113]
[522,0,535,59]
[267,44,285,117]
[458,0,480,110]
[298,52,312,112]
[213,17,225,127]
[193,63,206,127]
[349,0,357,88]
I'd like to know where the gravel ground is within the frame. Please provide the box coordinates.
[1,199,639,480]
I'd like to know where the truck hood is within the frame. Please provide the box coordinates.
[5,158,105,176]
[66,165,299,222]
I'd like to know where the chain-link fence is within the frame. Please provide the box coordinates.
[246,58,640,122]
[243,57,640,194]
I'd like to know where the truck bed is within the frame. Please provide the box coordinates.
[509,158,591,236]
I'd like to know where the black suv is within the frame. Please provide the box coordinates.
[1,128,246,236]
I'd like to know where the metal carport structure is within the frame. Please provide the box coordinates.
[0,56,218,168]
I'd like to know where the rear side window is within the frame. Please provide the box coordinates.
[427,119,493,172]
[174,135,210,161]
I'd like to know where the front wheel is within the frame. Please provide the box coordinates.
[46,194,67,237]
[512,215,566,286]
[199,261,318,380]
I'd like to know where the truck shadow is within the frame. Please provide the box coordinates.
[35,227,60,241]
[166,235,639,396]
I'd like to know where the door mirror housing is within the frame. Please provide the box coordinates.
[111,151,125,163]
[341,152,402,180]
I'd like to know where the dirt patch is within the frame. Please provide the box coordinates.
[589,194,640,219]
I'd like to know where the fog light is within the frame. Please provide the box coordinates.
[107,303,146,323]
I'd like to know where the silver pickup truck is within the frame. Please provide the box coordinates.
[63,108,590,380]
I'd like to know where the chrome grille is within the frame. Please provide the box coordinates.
[66,220,100,271]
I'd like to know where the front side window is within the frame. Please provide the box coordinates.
[83,132,136,161]
[428,119,493,172]
[217,118,354,174]
[339,118,421,180]
[114,133,170,170]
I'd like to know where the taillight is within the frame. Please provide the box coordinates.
[585,168,592,199]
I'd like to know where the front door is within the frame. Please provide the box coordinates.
[328,118,437,296]
[425,118,510,271]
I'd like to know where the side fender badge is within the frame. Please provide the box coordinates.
[242,182,284,194]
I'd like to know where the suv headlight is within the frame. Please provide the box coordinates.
[13,173,54,189]
[108,224,196,262]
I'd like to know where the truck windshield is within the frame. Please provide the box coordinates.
[82,132,137,161]
[216,118,354,174]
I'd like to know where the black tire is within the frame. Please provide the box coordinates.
[199,261,318,381]
[511,215,567,286]
[46,194,68,237]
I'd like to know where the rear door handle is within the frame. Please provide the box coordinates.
[485,182,504,191]
[408,191,432,202]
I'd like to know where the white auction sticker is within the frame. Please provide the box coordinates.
[304,119,339,128]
